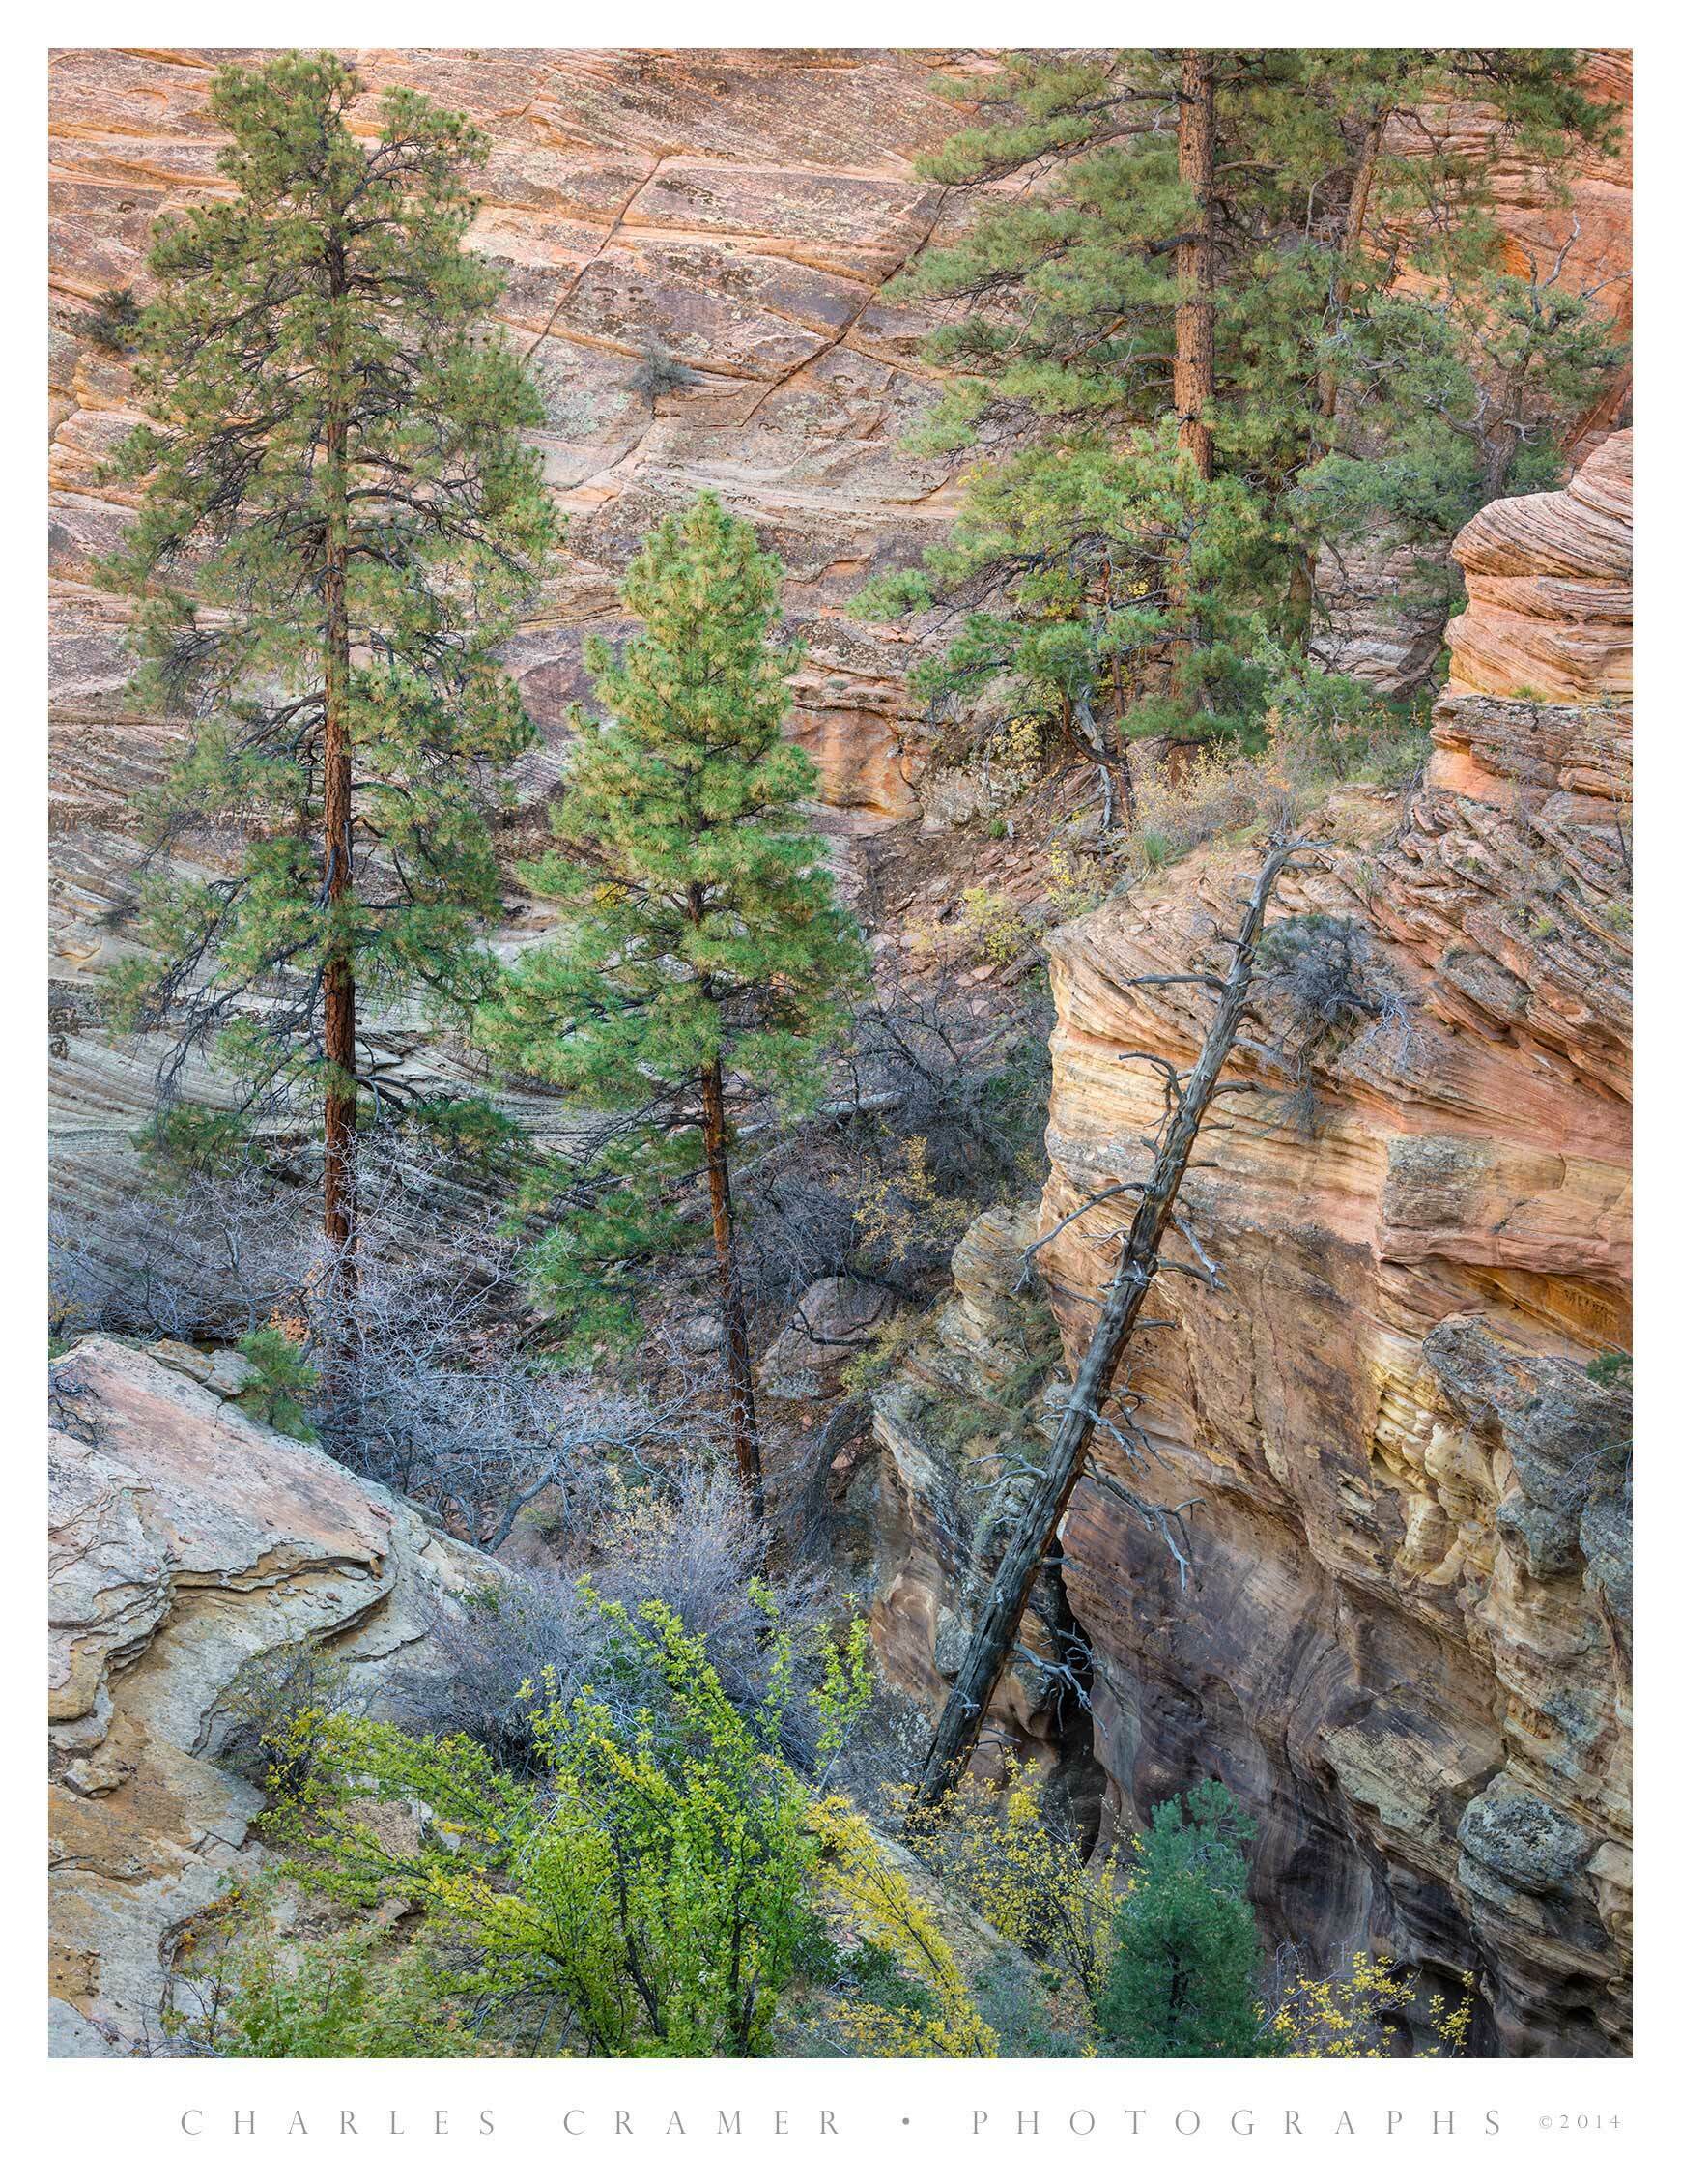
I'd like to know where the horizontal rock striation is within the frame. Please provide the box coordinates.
[869,435,1632,2055]
[1042,432,1631,2054]
[47,46,978,1225]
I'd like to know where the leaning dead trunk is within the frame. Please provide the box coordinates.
[700,1056,765,1527]
[912,837,1304,1811]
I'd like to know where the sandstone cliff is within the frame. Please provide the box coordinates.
[48,1336,496,2056]
[48,46,978,1242]
[869,433,1631,2055]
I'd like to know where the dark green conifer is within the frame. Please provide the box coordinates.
[100,52,557,1251]
[1097,1781,1279,2057]
[480,495,869,1518]
[860,49,1621,779]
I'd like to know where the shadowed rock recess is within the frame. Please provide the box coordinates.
[869,434,1632,2056]
[48,50,1633,2058]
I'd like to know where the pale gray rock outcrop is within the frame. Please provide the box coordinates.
[48,1335,494,2055]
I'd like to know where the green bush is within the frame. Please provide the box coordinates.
[169,1911,483,2057]
[216,1636,349,1796]
[1097,1781,1282,2057]
[234,1326,320,1440]
[276,1591,875,2056]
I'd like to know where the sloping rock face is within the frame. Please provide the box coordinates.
[869,435,1632,2055]
[48,1335,493,2056]
[1034,431,1633,2055]
[48,46,976,1229]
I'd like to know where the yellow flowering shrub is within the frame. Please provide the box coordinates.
[896,1759,1124,2016]
[269,1590,875,2056]
[852,1134,976,1267]
[957,885,1037,966]
[810,1796,998,2057]
[1268,1954,1475,2058]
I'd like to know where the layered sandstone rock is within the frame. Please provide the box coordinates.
[45,51,1638,2057]
[871,435,1632,2054]
[47,1336,495,2055]
[47,47,975,1231]
[1312,51,1631,690]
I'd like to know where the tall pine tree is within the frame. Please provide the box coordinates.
[100,52,556,1253]
[480,495,869,1519]
[859,49,1620,776]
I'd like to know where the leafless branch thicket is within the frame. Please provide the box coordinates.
[50,1158,319,1345]
[739,950,1052,1305]
[1246,911,1416,1132]
[422,1466,840,1771]
[50,1128,716,1553]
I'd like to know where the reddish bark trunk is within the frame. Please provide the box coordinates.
[700,1057,764,1527]
[1174,50,1216,483]
[321,243,356,1263]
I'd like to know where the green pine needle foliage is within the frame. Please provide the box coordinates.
[858,48,1622,751]
[480,494,870,1348]
[98,51,558,1118]
[133,1100,253,1192]
[234,1326,321,1442]
[1097,1780,1284,2058]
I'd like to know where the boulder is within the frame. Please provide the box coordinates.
[48,1336,495,2055]
[762,1277,895,1399]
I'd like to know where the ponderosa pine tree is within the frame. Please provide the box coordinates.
[479,495,869,1520]
[859,49,1621,779]
[100,52,556,1255]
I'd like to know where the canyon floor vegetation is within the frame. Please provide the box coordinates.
[49,43,1631,2062]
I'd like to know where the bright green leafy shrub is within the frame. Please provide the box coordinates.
[275,1591,876,2056]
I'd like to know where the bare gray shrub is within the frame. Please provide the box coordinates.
[740,950,1051,1305]
[50,1125,713,1552]
[425,1466,837,1769]
[50,1156,317,1344]
[625,343,698,407]
[1249,912,1416,1132]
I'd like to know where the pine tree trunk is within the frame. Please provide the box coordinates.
[1111,678,1137,830]
[322,240,356,1262]
[1318,111,1386,425]
[912,839,1300,1812]
[1166,51,1217,732]
[700,1056,765,1527]
[1306,111,1386,662]
[1174,50,1216,482]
